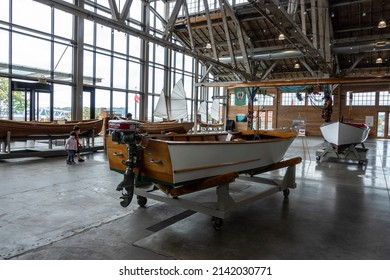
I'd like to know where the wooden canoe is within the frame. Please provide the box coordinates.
[0,119,103,139]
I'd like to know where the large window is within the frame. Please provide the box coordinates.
[1,0,200,122]
[256,94,274,106]
[12,33,51,71]
[346,91,376,106]
[281,92,306,106]
[379,91,390,105]
[13,0,51,34]
[0,30,8,69]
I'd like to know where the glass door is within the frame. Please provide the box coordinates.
[82,86,96,120]
[377,112,390,138]
[11,81,52,121]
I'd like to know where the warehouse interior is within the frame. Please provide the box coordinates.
[1,0,390,261]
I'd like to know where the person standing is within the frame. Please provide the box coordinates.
[73,125,85,162]
[64,131,78,164]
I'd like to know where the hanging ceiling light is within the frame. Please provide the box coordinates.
[378,19,387,28]
[294,63,300,69]
[205,43,212,49]
[376,57,383,64]
[278,33,285,40]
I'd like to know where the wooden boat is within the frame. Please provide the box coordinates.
[0,119,103,139]
[320,121,370,150]
[138,120,194,134]
[107,126,297,187]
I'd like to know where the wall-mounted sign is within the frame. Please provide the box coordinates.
[234,88,246,106]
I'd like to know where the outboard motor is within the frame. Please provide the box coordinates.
[108,120,143,207]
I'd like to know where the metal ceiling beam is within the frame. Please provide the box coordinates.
[299,58,316,76]
[346,54,364,74]
[261,61,277,80]
[262,0,331,74]
[218,0,237,69]
[119,0,133,22]
[107,0,120,21]
[222,0,251,74]
[163,0,183,40]
[203,0,218,59]
[32,0,253,80]
[182,0,195,51]
[200,65,213,83]
[196,76,390,87]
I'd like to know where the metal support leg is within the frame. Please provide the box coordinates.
[280,164,297,190]
[216,183,235,211]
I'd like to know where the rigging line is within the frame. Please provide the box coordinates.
[54,41,72,72]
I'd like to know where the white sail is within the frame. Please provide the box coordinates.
[169,79,188,120]
[154,79,188,120]
[210,99,220,121]
[198,101,207,123]
[154,89,168,119]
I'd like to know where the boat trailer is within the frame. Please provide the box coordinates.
[315,142,368,165]
[109,122,302,229]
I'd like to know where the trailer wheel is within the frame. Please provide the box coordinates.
[212,217,223,230]
[137,196,147,207]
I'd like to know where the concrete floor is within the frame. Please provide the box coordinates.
[0,136,390,260]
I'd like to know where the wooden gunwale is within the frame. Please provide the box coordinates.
[149,137,286,145]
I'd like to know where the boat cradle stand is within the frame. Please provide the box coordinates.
[134,157,302,230]
[315,143,368,165]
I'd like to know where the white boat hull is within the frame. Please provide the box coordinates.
[143,137,295,186]
[320,121,370,147]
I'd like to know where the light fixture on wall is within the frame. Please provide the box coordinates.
[378,19,387,28]
[278,33,285,40]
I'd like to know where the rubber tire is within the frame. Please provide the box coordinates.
[137,196,147,207]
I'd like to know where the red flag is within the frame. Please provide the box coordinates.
[134,94,140,103]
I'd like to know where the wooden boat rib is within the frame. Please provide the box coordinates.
[0,119,103,139]
[107,129,297,187]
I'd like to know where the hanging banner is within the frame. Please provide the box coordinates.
[234,88,246,106]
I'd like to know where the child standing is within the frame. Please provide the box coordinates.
[65,131,78,164]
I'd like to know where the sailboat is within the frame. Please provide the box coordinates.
[199,98,224,131]
[138,79,194,134]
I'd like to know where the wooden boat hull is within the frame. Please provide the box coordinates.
[0,119,103,139]
[138,121,194,134]
[107,130,296,186]
[320,121,370,147]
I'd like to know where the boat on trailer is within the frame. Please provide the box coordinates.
[320,121,370,151]
[107,120,297,187]
[107,120,301,228]
[317,121,370,164]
